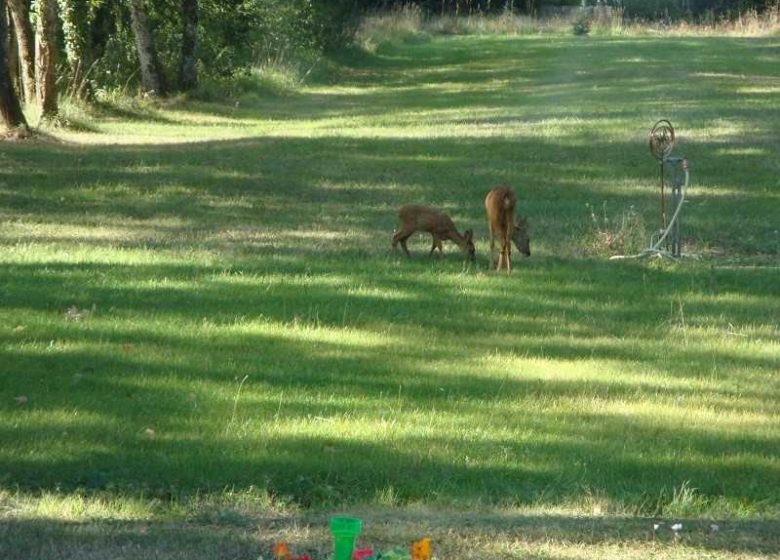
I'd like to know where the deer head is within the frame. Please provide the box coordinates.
[463,229,476,263]
[512,218,531,257]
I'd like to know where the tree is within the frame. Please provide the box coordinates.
[7,0,35,103]
[128,0,168,96]
[58,0,94,99]
[35,0,58,120]
[6,11,20,91]
[179,0,198,91]
[0,0,29,131]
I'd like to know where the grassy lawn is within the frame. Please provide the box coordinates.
[1,33,779,559]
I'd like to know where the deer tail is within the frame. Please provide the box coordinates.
[502,194,515,225]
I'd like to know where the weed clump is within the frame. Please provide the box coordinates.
[583,202,647,257]
[356,4,427,52]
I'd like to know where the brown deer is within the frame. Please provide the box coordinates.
[485,186,530,273]
[392,204,476,263]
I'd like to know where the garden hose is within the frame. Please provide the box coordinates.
[610,157,689,260]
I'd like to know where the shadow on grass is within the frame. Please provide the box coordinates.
[1,253,778,511]
[173,36,780,124]
[1,133,778,256]
[0,517,260,560]
[2,135,778,510]
[90,100,181,124]
[0,33,778,517]
[1,511,778,560]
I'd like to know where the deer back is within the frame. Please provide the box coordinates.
[398,204,456,234]
[485,186,517,237]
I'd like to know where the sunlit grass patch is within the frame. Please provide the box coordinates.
[0,489,156,521]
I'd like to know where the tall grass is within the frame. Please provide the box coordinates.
[356,5,570,49]
[604,5,780,37]
[356,3,780,47]
[356,4,428,52]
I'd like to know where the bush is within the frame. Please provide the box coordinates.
[311,0,361,51]
[82,0,361,99]
[571,8,592,35]
[583,203,648,257]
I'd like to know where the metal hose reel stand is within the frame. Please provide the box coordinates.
[610,120,691,261]
[649,120,689,258]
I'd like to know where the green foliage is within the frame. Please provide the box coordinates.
[571,8,591,34]
[35,0,780,99]
[355,1,578,15]
[55,0,359,97]
[57,0,93,95]
[337,0,775,18]
[619,0,776,19]
[310,0,362,51]
[90,22,139,94]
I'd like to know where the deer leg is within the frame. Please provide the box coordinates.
[498,236,509,272]
[392,228,414,258]
[488,226,496,270]
[438,231,458,258]
[400,235,412,257]
[506,242,512,274]
[428,235,440,257]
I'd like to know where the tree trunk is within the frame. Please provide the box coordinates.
[128,0,167,96]
[0,0,29,131]
[6,9,20,92]
[35,0,58,120]
[179,0,198,91]
[7,0,35,103]
[58,0,93,100]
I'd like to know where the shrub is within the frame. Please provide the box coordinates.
[571,8,592,35]
[583,203,648,257]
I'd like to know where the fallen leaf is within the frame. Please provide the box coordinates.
[64,305,94,321]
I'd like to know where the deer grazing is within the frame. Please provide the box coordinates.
[392,204,476,263]
[485,186,530,273]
